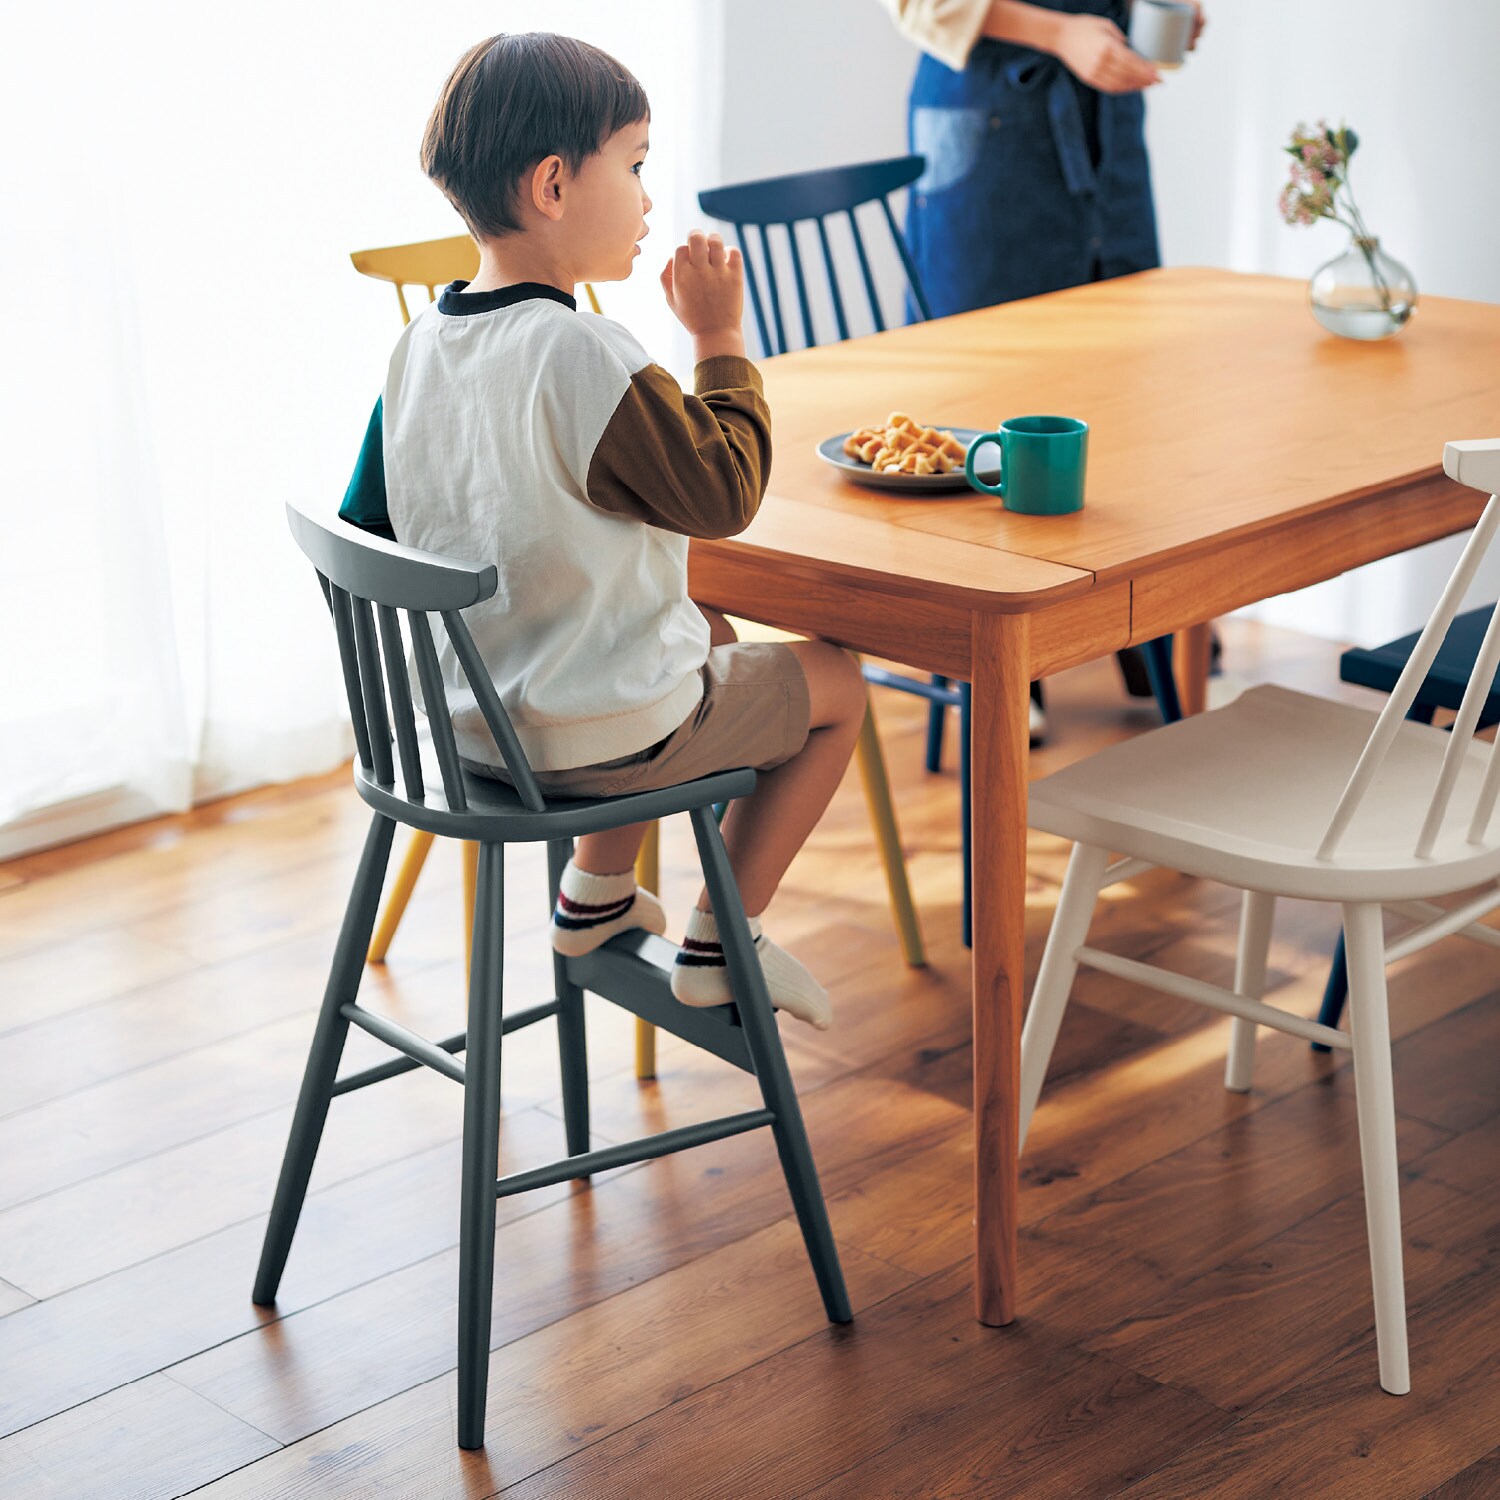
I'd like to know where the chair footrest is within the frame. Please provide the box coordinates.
[861,664,963,707]
[565,931,756,1073]
[494,1108,775,1197]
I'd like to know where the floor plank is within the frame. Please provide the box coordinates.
[501,1260,1228,1500]
[2,620,1498,1498]
[184,1220,911,1497]
[0,1374,277,1500]
[1120,1258,1500,1500]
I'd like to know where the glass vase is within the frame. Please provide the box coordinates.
[1309,236,1417,341]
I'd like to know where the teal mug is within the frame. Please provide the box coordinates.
[964,415,1089,514]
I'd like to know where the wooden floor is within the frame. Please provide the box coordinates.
[3,620,1500,1499]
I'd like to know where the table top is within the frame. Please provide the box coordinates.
[705,268,1500,608]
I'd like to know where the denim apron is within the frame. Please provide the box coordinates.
[904,0,1160,317]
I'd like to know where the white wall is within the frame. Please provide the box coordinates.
[1144,0,1500,640]
[711,0,1500,644]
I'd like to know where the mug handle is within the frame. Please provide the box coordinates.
[964,432,1005,496]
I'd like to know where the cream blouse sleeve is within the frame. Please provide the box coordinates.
[875,0,992,70]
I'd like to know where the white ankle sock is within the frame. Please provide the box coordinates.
[550,862,667,957]
[670,908,831,1030]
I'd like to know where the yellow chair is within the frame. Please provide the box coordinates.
[351,235,924,1079]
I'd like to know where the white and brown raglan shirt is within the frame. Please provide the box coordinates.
[339,280,771,774]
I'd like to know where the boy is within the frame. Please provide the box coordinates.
[340,33,866,1028]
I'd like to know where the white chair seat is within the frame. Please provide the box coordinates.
[1029,684,1500,901]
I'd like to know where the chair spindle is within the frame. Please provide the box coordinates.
[1319,494,1500,859]
[845,208,885,333]
[407,610,468,814]
[350,594,395,786]
[376,604,426,802]
[815,217,850,341]
[441,609,547,813]
[328,583,373,771]
[786,222,817,349]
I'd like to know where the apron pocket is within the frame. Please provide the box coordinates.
[912,106,989,195]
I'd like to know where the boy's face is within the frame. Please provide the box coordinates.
[566,120,652,283]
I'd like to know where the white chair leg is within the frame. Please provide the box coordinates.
[1020,842,1111,1151]
[1343,901,1410,1396]
[1224,889,1276,1093]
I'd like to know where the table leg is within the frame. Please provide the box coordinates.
[970,610,1030,1326]
[1175,621,1212,716]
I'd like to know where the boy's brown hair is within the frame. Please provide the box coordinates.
[421,33,649,240]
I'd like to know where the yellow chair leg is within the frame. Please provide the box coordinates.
[853,683,927,967]
[461,840,479,987]
[367,829,436,963]
[633,821,660,1080]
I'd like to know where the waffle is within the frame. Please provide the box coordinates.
[842,413,969,476]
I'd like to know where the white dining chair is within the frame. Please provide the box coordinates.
[1018,437,1500,1397]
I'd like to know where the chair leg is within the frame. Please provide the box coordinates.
[688,804,852,1324]
[461,840,479,988]
[1019,842,1110,1150]
[854,693,927,967]
[1140,635,1183,724]
[960,681,973,950]
[1224,890,1276,1094]
[366,828,434,963]
[458,841,507,1450]
[925,676,948,772]
[1312,928,1350,1052]
[1343,901,1410,1396]
[547,838,591,1157]
[254,812,396,1305]
[634,823,660,1080]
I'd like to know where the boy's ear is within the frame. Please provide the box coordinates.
[531,155,566,222]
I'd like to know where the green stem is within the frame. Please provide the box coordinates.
[1338,161,1395,320]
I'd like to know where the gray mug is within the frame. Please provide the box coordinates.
[1129,0,1195,68]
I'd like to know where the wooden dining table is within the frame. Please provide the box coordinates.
[686,265,1500,1328]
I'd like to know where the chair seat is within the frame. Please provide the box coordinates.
[355,760,756,842]
[1342,603,1500,716]
[1029,685,1500,902]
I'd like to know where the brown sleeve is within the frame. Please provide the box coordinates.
[584,355,771,539]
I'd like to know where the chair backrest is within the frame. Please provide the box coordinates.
[350,234,604,325]
[286,498,546,814]
[1318,439,1500,860]
[698,155,933,356]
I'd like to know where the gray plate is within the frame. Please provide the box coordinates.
[816,427,997,495]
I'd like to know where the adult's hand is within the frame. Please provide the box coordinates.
[1052,13,1160,93]
[1187,2,1207,48]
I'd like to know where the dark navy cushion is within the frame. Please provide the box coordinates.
[1340,604,1500,714]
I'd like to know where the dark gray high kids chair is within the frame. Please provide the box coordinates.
[253,500,851,1450]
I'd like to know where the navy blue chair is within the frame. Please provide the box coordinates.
[1314,603,1500,1048]
[698,156,1180,944]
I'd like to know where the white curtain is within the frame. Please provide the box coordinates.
[0,1,722,857]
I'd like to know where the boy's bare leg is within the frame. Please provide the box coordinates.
[707,640,865,917]
[573,821,650,876]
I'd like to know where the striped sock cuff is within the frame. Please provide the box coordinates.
[673,910,762,967]
[554,861,638,934]
[554,890,636,932]
[675,934,726,968]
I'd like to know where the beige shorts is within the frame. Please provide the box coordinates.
[474,642,812,800]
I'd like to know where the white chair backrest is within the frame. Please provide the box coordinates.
[1318,440,1500,861]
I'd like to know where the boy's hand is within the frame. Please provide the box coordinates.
[662,231,747,362]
